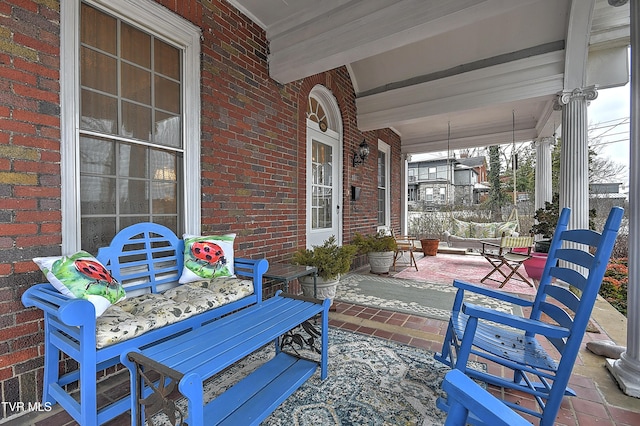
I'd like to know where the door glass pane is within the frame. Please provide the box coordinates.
[311,140,332,230]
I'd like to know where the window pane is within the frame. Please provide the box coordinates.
[121,22,150,68]
[155,75,180,114]
[119,179,149,214]
[155,38,180,80]
[81,47,117,94]
[81,218,116,255]
[155,113,181,148]
[80,136,115,175]
[118,143,148,178]
[81,90,117,133]
[151,150,177,181]
[81,3,116,54]
[121,101,151,141]
[80,176,116,214]
[121,63,151,104]
[152,182,177,214]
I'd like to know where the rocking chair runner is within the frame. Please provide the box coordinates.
[435,207,624,426]
[480,235,535,288]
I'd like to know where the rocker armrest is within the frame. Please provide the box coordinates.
[440,370,530,426]
[452,279,532,307]
[462,302,570,339]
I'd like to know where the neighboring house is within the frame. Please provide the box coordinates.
[408,156,486,209]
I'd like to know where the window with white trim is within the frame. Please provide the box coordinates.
[61,0,201,254]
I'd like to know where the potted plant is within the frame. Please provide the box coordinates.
[353,231,397,274]
[292,236,358,305]
[408,213,444,256]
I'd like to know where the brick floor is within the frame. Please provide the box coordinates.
[5,296,639,426]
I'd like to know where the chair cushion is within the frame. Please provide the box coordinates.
[95,277,254,348]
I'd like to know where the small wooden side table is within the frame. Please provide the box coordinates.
[263,263,318,297]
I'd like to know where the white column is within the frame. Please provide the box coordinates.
[606,0,640,397]
[534,137,555,212]
[556,87,597,231]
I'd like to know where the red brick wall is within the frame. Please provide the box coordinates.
[0,0,401,419]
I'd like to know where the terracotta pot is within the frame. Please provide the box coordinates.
[523,252,547,281]
[420,239,439,256]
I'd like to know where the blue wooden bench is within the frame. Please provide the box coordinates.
[21,223,269,426]
[122,292,330,425]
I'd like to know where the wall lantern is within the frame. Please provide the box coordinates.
[352,139,370,167]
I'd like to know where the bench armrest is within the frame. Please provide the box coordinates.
[462,302,570,339]
[22,283,97,327]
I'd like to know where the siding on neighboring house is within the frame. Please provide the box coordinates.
[0,0,401,418]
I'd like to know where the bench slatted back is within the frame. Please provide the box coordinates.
[96,223,184,295]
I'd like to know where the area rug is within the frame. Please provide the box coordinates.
[394,252,538,296]
[150,327,485,426]
[335,273,523,321]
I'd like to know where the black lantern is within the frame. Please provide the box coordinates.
[352,139,370,167]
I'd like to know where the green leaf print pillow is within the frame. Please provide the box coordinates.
[33,251,126,317]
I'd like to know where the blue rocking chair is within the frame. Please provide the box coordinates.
[435,207,624,425]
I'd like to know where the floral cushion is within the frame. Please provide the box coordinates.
[95,277,254,349]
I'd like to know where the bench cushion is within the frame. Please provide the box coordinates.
[95,277,254,348]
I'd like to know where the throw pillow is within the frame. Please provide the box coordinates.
[179,234,236,283]
[33,251,126,317]
[495,221,518,238]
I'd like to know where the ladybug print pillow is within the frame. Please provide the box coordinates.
[179,234,236,284]
[33,251,126,317]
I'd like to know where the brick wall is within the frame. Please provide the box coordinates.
[0,0,401,420]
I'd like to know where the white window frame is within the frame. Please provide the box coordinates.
[61,0,201,253]
[376,140,391,232]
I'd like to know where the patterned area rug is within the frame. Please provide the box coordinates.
[394,253,537,296]
[335,273,524,321]
[150,328,484,426]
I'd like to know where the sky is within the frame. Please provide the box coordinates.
[587,83,630,182]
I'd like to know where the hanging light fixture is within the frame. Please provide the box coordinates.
[352,139,370,167]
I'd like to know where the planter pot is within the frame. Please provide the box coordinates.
[523,252,548,281]
[534,239,552,253]
[299,275,339,305]
[420,239,440,256]
[367,251,395,274]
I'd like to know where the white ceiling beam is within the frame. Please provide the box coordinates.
[401,128,539,154]
[268,0,539,84]
[564,0,597,89]
[356,53,565,131]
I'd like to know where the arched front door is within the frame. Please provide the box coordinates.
[306,86,343,248]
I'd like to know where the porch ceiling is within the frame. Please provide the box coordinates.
[227,0,630,154]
